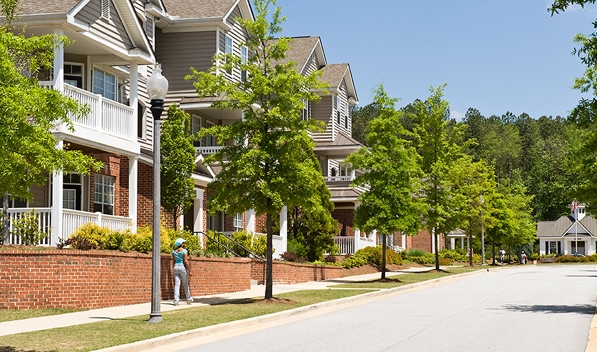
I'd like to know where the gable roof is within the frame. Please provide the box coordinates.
[19,0,80,15]
[159,0,253,31]
[274,36,326,74]
[320,63,358,103]
[537,215,595,238]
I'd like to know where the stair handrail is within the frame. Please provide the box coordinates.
[195,231,265,261]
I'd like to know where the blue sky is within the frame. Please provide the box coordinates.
[271,0,597,120]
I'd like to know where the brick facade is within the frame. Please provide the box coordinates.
[397,229,446,253]
[332,208,355,237]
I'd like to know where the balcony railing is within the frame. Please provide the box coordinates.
[196,146,224,155]
[324,176,354,182]
[63,85,135,142]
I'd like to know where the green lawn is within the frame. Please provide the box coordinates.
[0,308,85,323]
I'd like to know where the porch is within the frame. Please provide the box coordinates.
[333,235,376,255]
[2,208,132,246]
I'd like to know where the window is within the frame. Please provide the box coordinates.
[241,46,248,81]
[233,213,243,231]
[101,0,110,19]
[225,35,233,74]
[205,120,216,146]
[344,102,349,129]
[336,95,341,125]
[0,197,27,208]
[94,174,114,215]
[137,103,146,139]
[93,69,117,101]
[301,99,310,120]
[64,63,83,88]
[191,115,201,147]
[63,173,82,210]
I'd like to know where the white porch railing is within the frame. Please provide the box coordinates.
[62,210,132,239]
[325,176,354,182]
[1,208,132,246]
[333,236,354,255]
[62,84,135,141]
[2,208,52,245]
[196,146,224,155]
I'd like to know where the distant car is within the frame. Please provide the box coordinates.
[572,253,585,257]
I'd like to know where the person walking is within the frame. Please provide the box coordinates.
[172,238,193,305]
[521,250,527,265]
[499,248,505,265]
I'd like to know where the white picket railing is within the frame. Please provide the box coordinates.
[1,208,132,246]
[196,146,224,155]
[63,85,135,141]
[62,210,132,238]
[333,236,354,255]
[324,176,353,182]
[2,208,52,245]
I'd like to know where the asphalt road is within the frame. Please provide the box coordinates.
[177,265,597,352]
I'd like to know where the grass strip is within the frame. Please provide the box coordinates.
[330,266,481,289]
[0,308,86,323]
[0,289,372,352]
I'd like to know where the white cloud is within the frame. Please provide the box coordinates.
[450,109,465,121]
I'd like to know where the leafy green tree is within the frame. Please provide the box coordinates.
[288,179,338,262]
[350,102,380,146]
[186,0,329,299]
[0,1,101,239]
[160,104,196,229]
[346,85,424,279]
[405,85,467,270]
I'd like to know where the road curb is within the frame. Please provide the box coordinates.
[94,269,486,352]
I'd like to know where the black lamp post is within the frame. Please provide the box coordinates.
[147,64,168,323]
[480,195,485,266]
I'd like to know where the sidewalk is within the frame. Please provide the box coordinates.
[0,268,432,337]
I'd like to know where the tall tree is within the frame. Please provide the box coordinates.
[406,85,466,270]
[0,1,102,239]
[350,102,380,146]
[187,0,329,299]
[346,85,424,279]
[160,104,196,230]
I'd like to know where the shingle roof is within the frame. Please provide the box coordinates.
[274,36,320,72]
[321,63,348,89]
[162,0,237,19]
[537,215,597,238]
[18,0,79,15]
[316,130,361,148]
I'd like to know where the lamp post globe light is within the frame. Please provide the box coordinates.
[147,64,168,323]
[480,195,485,266]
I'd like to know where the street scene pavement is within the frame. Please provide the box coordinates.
[173,265,597,352]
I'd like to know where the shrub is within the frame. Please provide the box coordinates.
[64,223,110,250]
[439,257,452,266]
[556,255,590,263]
[530,253,539,261]
[341,246,402,269]
[280,251,306,263]
[402,248,435,264]
[11,210,48,246]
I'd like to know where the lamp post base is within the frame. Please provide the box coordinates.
[149,313,162,323]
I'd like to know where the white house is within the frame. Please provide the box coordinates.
[537,203,597,256]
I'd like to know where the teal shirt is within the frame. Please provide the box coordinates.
[172,249,187,265]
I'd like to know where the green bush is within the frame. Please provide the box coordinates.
[556,255,591,263]
[530,253,539,261]
[439,257,452,266]
[402,248,435,264]
[11,210,49,246]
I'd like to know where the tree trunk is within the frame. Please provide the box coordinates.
[265,212,273,299]
[468,227,473,266]
[434,226,440,271]
[492,242,496,265]
[381,234,387,280]
[2,193,8,243]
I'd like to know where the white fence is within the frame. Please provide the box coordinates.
[2,208,132,246]
[63,85,135,141]
[333,235,377,255]
[2,208,52,245]
[196,146,224,155]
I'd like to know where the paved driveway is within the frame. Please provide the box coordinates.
[178,265,597,352]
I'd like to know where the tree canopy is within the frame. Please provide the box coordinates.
[186,0,330,298]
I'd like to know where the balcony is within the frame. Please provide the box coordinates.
[196,146,225,155]
[41,82,138,154]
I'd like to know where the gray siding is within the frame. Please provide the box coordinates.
[302,51,320,76]
[312,95,333,126]
[220,5,249,83]
[156,29,216,94]
[76,0,133,50]
[337,81,350,134]
[30,184,47,208]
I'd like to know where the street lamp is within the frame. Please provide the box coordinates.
[147,64,168,323]
[480,195,485,266]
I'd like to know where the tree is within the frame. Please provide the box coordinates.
[449,156,497,266]
[346,85,424,279]
[288,179,337,262]
[186,0,329,299]
[405,85,467,270]
[160,104,196,229]
[0,1,102,239]
[351,102,380,146]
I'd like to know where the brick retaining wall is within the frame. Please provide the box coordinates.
[0,250,251,310]
[250,259,343,285]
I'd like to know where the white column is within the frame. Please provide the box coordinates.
[279,206,287,256]
[128,156,138,232]
[246,209,255,233]
[450,237,456,250]
[129,62,139,139]
[354,228,360,253]
[402,233,406,250]
[372,229,377,246]
[51,140,64,245]
[193,189,204,233]
[431,228,436,253]
[53,28,64,92]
